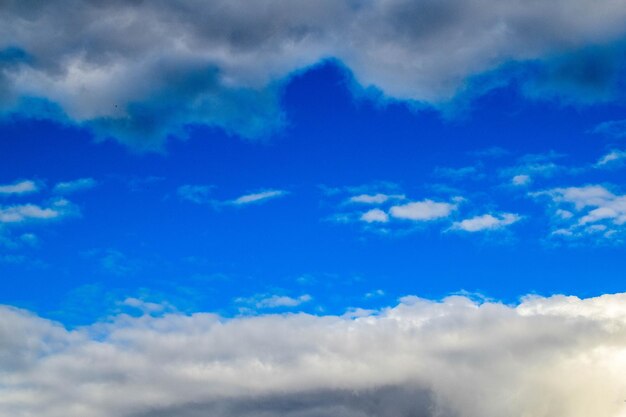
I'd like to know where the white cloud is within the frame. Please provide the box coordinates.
[390,199,457,221]
[231,190,287,206]
[237,293,312,309]
[596,150,626,167]
[3,1,626,147]
[512,174,531,186]
[1,293,626,417]
[53,178,97,194]
[451,213,521,232]
[0,199,74,224]
[360,208,389,223]
[533,184,626,240]
[0,180,39,195]
[349,193,404,204]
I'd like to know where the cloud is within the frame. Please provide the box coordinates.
[533,184,626,240]
[451,213,521,232]
[231,190,287,206]
[512,174,532,186]
[177,184,214,204]
[348,193,404,204]
[390,199,457,221]
[236,293,313,309]
[53,178,97,194]
[1,292,626,417]
[360,208,390,223]
[595,150,626,167]
[592,119,626,139]
[0,180,39,195]
[3,1,626,147]
[0,198,76,224]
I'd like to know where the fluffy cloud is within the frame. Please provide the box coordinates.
[451,212,521,232]
[349,193,404,204]
[511,174,531,186]
[0,180,39,195]
[533,184,626,240]
[360,208,390,223]
[390,199,457,221]
[1,292,626,417]
[3,1,626,148]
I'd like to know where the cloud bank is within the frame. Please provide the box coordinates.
[1,292,626,417]
[3,0,626,148]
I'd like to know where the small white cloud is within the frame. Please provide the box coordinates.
[360,208,389,223]
[0,180,39,196]
[232,190,287,205]
[0,199,74,224]
[237,293,312,309]
[534,184,626,240]
[451,213,521,232]
[390,200,456,221]
[595,150,626,167]
[512,174,531,186]
[53,178,97,194]
[349,193,403,204]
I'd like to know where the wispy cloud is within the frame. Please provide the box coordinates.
[0,180,39,196]
[231,190,287,206]
[53,178,97,194]
[595,150,626,168]
[177,185,214,204]
[348,193,404,204]
[236,293,312,310]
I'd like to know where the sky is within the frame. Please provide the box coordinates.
[1,1,626,417]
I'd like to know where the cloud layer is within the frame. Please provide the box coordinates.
[3,0,626,147]
[1,292,626,417]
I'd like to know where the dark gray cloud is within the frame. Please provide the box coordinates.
[2,0,626,148]
[131,386,436,417]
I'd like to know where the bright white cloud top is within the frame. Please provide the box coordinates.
[1,293,626,417]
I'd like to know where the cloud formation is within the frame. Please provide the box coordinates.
[451,212,521,232]
[3,0,626,147]
[533,184,626,240]
[1,292,626,417]
[0,180,39,195]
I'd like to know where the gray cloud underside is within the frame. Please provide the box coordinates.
[2,0,626,148]
[2,292,626,417]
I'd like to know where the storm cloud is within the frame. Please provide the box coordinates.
[2,0,626,148]
[1,292,626,417]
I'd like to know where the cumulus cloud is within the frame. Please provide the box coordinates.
[451,212,521,232]
[0,180,39,195]
[390,199,457,221]
[3,1,626,147]
[53,178,97,194]
[533,184,626,240]
[512,174,531,186]
[360,208,390,223]
[1,293,626,417]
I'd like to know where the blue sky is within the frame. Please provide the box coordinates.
[2,3,626,416]
[2,62,626,324]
